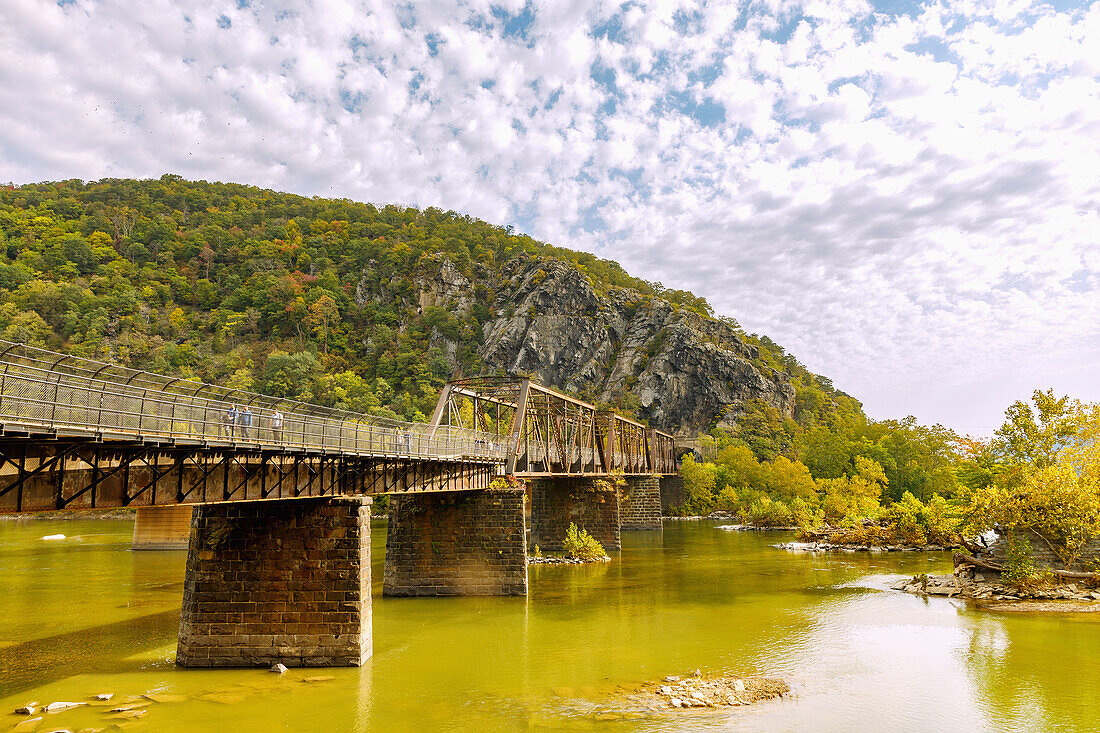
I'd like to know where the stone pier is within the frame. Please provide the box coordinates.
[620,476,662,531]
[659,475,685,515]
[132,505,193,550]
[529,477,620,552]
[383,488,527,596]
[176,496,372,667]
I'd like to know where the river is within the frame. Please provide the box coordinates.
[2,517,1099,732]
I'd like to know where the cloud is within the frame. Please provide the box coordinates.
[1,0,1098,433]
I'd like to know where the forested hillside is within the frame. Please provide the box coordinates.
[7,175,1059,526]
[0,175,850,433]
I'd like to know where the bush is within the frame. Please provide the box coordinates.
[714,486,740,513]
[746,496,794,527]
[562,522,606,560]
[1001,534,1054,591]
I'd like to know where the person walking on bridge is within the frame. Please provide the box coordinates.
[239,406,253,441]
[270,409,283,443]
[223,404,238,440]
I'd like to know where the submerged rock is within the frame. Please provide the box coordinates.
[270,663,288,674]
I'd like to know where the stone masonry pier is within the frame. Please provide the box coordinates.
[176,496,372,667]
[383,489,527,596]
[529,477,621,552]
[620,476,662,531]
[659,475,685,514]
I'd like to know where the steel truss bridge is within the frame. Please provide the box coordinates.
[0,342,675,514]
[433,377,675,477]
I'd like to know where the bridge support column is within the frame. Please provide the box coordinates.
[132,505,194,550]
[659,475,685,515]
[529,478,620,552]
[176,496,372,668]
[383,489,527,596]
[620,476,663,531]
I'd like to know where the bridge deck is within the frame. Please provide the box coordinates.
[0,340,504,462]
[0,341,675,514]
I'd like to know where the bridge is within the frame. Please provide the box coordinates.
[0,340,679,668]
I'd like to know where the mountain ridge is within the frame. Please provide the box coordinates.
[0,175,859,434]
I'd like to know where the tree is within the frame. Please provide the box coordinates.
[963,394,1100,570]
[307,294,339,354]
[969,463,1100,569]
[994,389,1084,471]
[819,457,886,523]
[679,454,717,515]
[1,311,51,347]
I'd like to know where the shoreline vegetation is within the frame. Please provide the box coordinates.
[677,390,1100,595]
[0,508,137,521]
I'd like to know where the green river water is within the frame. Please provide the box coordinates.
[3,517,1100,732]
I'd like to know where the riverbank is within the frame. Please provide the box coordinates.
[890,573,1100,611]
[665,511,797,530]
[778,540,958,553]
[528,554,611,565]
[0,508,136,521]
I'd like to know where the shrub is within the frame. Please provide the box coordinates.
[562,522,606,560]
[714,486,740,513]
[746,496,794,527]
[1001,534,1054,590]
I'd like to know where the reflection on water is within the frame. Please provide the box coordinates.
[1,519,1099,732]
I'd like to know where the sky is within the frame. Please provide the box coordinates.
[1,0,1098,435]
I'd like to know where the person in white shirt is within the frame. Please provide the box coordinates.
[271,410,284,443]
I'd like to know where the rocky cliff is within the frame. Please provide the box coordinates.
[409,254,795,434]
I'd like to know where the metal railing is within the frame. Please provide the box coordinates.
[0,340,506,462]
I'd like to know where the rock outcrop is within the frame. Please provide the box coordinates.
[405,254,795,434]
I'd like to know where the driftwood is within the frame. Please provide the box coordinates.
[953,552,1100,581]
[955,533,985,555]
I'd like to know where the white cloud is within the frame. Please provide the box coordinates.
[0,0,1098,433]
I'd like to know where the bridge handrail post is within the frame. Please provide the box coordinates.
[95,382,105,434]
[49,372,62,428]
[0,363,7,419]
[137,389,147,434]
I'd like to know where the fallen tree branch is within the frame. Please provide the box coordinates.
[955,533,983,555]
[953,552,1100,581]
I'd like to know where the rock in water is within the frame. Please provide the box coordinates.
[270,663,288,674]
[44,702,85,711]
[41,534,65,541]
[14,705,37,714]
[93,693,113,701]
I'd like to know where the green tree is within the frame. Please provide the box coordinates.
[307,294,339,354]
